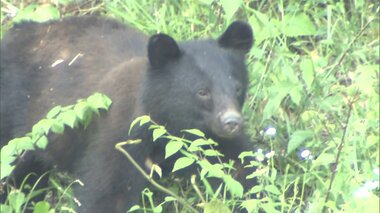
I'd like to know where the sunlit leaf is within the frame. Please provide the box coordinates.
[283,13,317,37]
[220,0,242,20]
[152,127,166,141]
[165,140,183,159]
[172,157,195,172]
[204,200,232,213]
[300,58,315,91]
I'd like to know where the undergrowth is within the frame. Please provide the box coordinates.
[1,0,379,212]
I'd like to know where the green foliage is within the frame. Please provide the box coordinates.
[287,130,314,155]
[1,92,111,179]
[1,93,111,212]
[204,200,232,213]
[132,117,245,197]
[12,4,60,23]
[125,116,249,212]
[1,0,379,212]
[1,190,55,213]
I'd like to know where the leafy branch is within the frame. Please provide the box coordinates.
[1,93,112,180]
[115,140,198,213]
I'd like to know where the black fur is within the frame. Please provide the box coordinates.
[0,16,255,212]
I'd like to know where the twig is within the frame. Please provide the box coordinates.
[322,91,359,212]
[115,140,198,213]
[191,174,206,203]
[323,18,374,81]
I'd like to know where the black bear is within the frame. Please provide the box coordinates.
[0,16,254,212]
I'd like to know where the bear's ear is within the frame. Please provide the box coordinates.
[148,34,181,69]
[218,21,253,53]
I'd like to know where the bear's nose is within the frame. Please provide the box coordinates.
[220,111,243,134]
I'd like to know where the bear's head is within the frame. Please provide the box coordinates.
[142,21,253,141]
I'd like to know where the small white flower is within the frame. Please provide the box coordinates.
[264,127,277,137]
[265,151,275,159]
[373,168,379,176]
[256,155,265,162]
[363,180,379,191]
[354,180,379,198]
[354,187,371,198]
[300,149,311,159]
[257,148,263,153]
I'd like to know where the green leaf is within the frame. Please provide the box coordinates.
[192,138,217,147]
[59,110,77,128]
[127,205,141,212]
[223,175,244,198]
[164,196,177,202]
[265,185,281,195]
[58,0,75,5]
[203,163,225,178]
[240,199,260,213]
[220,0,242,20]
[32,119,54,135]
[198,160,213,179]
[1,163,15,179]
[354,65,378,95]
[183,129,205,137]
[283,13,317,37]
[8,137,34,152]
[33,201,51,213]
[1,145,17,165]
[152,205,162,213]
[0,204,11,213]
[289,86,302,106]
[102,94,112,109]
[261,203,281,213]
[51,122,65,134]
[238,151,255,162]
[139,115,151,126]
[74,101,89,121]
[287,130,314,154]
[188,138,217,152]
[283,63,298,83]
[300,58,315,91]
[172,157,195,172]
[165,141,183,159]
[249,10,281,44]
[270,168,277,182]
[46,105,62,118]
[204,149,223,157]
[128,115,151,135]
[312,153,335,168]
[199,0,214,4]
[35,135,49,149]
[263,82,292,120]
[8,190,26,211]
[204,200,232,213]
[152,127,166,141]
[87,93,112,110]
[249,185,263,194]
[13,4,60,23]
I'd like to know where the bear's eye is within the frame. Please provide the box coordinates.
[197,88,211,100]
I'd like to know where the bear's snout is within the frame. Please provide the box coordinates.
[220,110,243,136]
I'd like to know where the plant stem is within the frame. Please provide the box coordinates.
[324,18,374,81]
[322,91,359,212]
[115,140,198,213]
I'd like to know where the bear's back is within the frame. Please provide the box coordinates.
[0,16,148,143]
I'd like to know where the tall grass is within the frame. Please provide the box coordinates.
[1,0,379,212]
